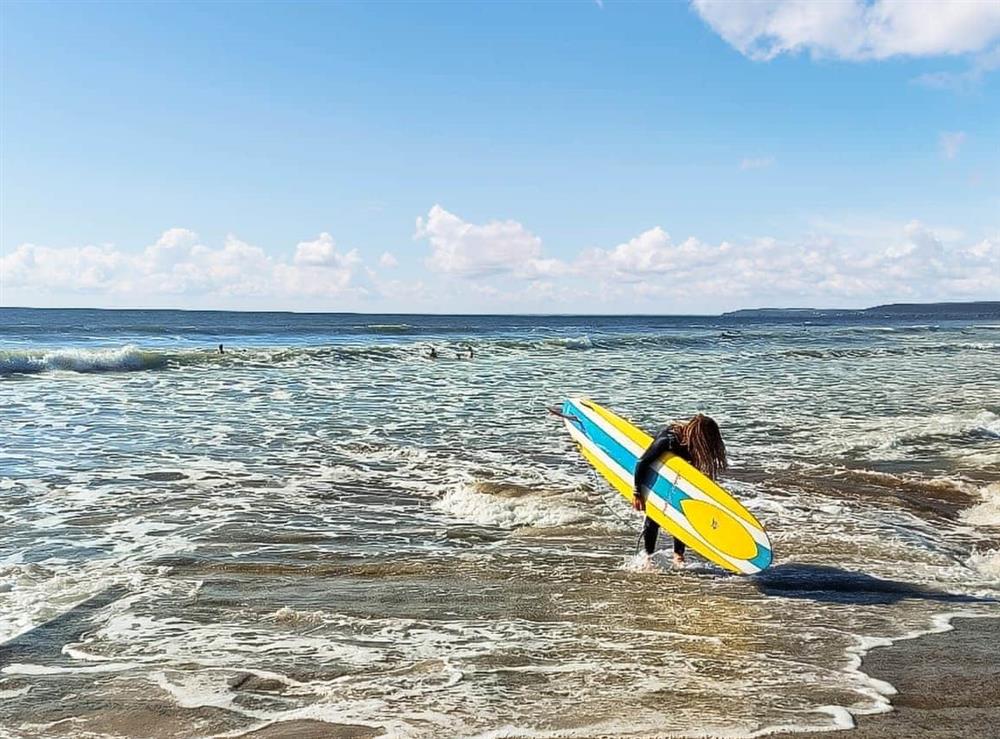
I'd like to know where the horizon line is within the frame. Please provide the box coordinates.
[2,300,999,318]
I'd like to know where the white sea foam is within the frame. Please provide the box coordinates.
[832,409,1000,459]
[0,345,168,375]
[435,486,593,529]
[960,483,1000,527]
[273,606,326,625]
[967,549,1000,580]
[0,685,32,699]
[551,335,593,349]
[152,670,261,714]
[2,661,141,676]
[0,563,116,644]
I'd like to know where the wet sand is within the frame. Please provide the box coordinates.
[777,616,1000,739]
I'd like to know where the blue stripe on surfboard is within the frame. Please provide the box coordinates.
[747,542,773,570]
[565,399,773,569]
[562,399,691,513]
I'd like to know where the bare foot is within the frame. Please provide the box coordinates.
[672,553,685,566]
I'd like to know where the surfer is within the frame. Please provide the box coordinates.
[218,343,225,354]
[428,347,438,359]
[632,414,728,565]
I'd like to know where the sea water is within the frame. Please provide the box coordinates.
[1,308,998,738]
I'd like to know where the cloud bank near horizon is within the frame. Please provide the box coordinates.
[2,207,997,312]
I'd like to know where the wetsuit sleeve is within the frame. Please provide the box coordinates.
[633,429,679,498]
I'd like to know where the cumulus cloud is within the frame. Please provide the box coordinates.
[578,227,728,282]
[379,252,399,268]
[1,229,364,302]
[408,205,998,308]
[5,216,997,312]
[940,131,966,160]
[293,232,358,268]
[574,220,999,305]
[414,204,564,278]
[692,0,1000,61]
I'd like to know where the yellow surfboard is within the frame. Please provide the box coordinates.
[560,398,772,574]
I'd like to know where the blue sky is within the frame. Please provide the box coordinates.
[2,0,998,313]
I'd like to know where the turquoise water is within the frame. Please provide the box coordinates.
[1,309,999,737]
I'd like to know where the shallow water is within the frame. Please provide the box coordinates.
[1,309,999,738]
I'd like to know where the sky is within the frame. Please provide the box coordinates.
[1,0,998,314]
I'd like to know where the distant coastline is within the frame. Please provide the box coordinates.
[722,301,1000,320]
[2,300,999,319]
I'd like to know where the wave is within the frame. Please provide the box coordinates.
[0,346,168,376]
[829,411,1000,468]
[550,335,593,349]
[435,483,595,529]
[360,323,413,333]
[960,483,1000,527]
[872,411,1000,448]
[772,343,1000,360]
[0,336,605,376]
[4,328,997,377]
[967,549,1000,580]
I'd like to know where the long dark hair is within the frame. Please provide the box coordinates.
[671,414,727,480]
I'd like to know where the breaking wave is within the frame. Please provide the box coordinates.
[4,328,997,377]
[0,346,168,375]
[435,483,596,529]
[961,483,1000,527]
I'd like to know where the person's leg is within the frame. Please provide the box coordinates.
[672,537,686,564]
[641,517,660,555]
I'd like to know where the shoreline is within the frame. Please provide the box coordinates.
[225,616,1000,739]
[774,615,1000,739]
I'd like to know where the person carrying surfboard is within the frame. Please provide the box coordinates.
[632,414,728,565]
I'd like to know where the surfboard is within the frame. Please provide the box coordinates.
[560,398,772,574]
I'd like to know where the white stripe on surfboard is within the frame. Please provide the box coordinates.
[571,399,768,545]
[670,472,771,549]
[564,418,759,572]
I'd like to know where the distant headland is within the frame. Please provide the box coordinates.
[722,301,1000,320]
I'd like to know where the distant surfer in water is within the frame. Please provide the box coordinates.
[632,414,728,565]
[428,347,438,359]
[218,343,225,354]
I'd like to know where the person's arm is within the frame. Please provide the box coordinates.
[632,430,677,510]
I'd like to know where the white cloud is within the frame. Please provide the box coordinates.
[414,204,562,278]
[293,232,357,268]
[574,220,999,306]
[914,44,1000,91]
[1,229,365,303]
[408,206,998,308]
[692,0,1000,61]
[379,252,399,268]
[579,227,727,282]
[940,131,966,160]
[5,218,997,312]
[740,156,774,170]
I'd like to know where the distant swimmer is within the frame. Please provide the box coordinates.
[428,347,438,359]
[218,343,225,354]
[632,414,728,566]
[458,346,474,359]
[467,346,474,359]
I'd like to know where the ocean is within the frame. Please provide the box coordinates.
[1,307,999,738]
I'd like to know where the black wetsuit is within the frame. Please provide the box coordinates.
[633,427,688,557]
